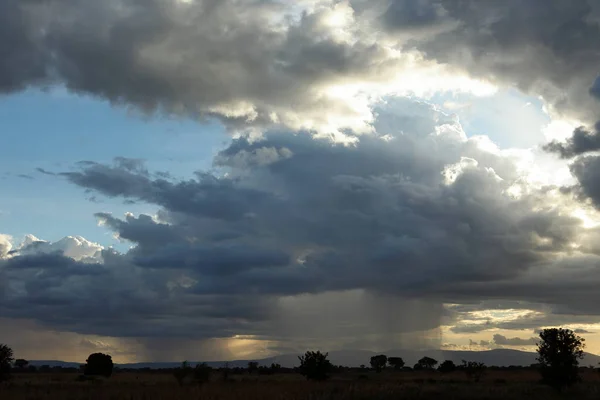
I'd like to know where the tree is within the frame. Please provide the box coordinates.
[248,361,259,374]
[194,363,211,384]
[461,360,486,382]
[14,359,29,370]
[84,353,113,378]
[370,354,388,373]
[221,362,231,382]
[537,328,585,390]
[416,356,438,370]
[173,361,192,385]
[438,360,456,373]
[297,351,333,381]
[270,363,281,373]
[0,344,14,382]
[387,357,405,370]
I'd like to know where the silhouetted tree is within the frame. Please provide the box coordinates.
[298,351,333,381]
[0,344,14,382]
[270,363,281,373]
[416,356,438,370]
[173,361,192,385]
[84,353,113,377]
[537,328,585,391]
[248,361,259,374]
[438,360,456,373]
[221,362,231,382]
[370,354,388,373]
[387,357,405,370]
[461,360,486,382]
[194,363,212,384]
[14,359,28,370]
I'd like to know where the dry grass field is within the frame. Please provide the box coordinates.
[2,369,600,400]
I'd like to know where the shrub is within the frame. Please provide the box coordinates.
[173,361,192,386]
[461,360,486,382]
[438,360,456,373]
[84,353,113,378]
[194,363,211,384]
[297,351,333,381]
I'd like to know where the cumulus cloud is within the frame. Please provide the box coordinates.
[544,122,600,158]
[0,0,495,136]
[3,0,598,139]
[375,0,600,123]
[2,98,597,349]
[0,235,12,259]
[11,235,103,262]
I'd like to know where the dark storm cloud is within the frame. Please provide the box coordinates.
[544,122,600,158]
[492,334,538,346]
[591,76,600,100]
[1,98,593,340]
[62,166,274,221]
[378,0,600,122]
[569,156,600,207]
[3,0,597,136]
[0,0,402,132]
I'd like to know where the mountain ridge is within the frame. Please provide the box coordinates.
[26,348,600,369]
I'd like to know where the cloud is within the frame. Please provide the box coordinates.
[568,156,600,208]
[0,235,12,259]
[1,97,597,348]
[492,334,538,346]
[375,0,600,123]
[4,0,598,141]
[544,122,600,158]
[591,76,600,100]
[35,167,57,176]
[468,339,490,347]
[0,0,494,136]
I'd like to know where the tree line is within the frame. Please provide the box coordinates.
[0,328,589,391]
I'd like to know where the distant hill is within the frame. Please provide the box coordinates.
[28,360,82,368]
[27,348,600,370]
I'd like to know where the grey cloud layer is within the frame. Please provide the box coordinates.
[492,334,538,346]
[544,122,600,158]
[2,0,599,134]
[376,0,600,122]
[1,98,597,342]
[0,0,403,132]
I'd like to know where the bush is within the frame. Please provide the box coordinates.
[297,351,333,381]
[84,353,113,378]
[438,360,456,373]
[173,361,192,386]
[194,363,211,384]
[461,360,486,382]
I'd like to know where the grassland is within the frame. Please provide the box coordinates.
[2,369,600,399]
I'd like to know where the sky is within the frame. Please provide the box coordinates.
[1,0,600,363]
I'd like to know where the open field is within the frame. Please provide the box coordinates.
[3,370,600,400]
